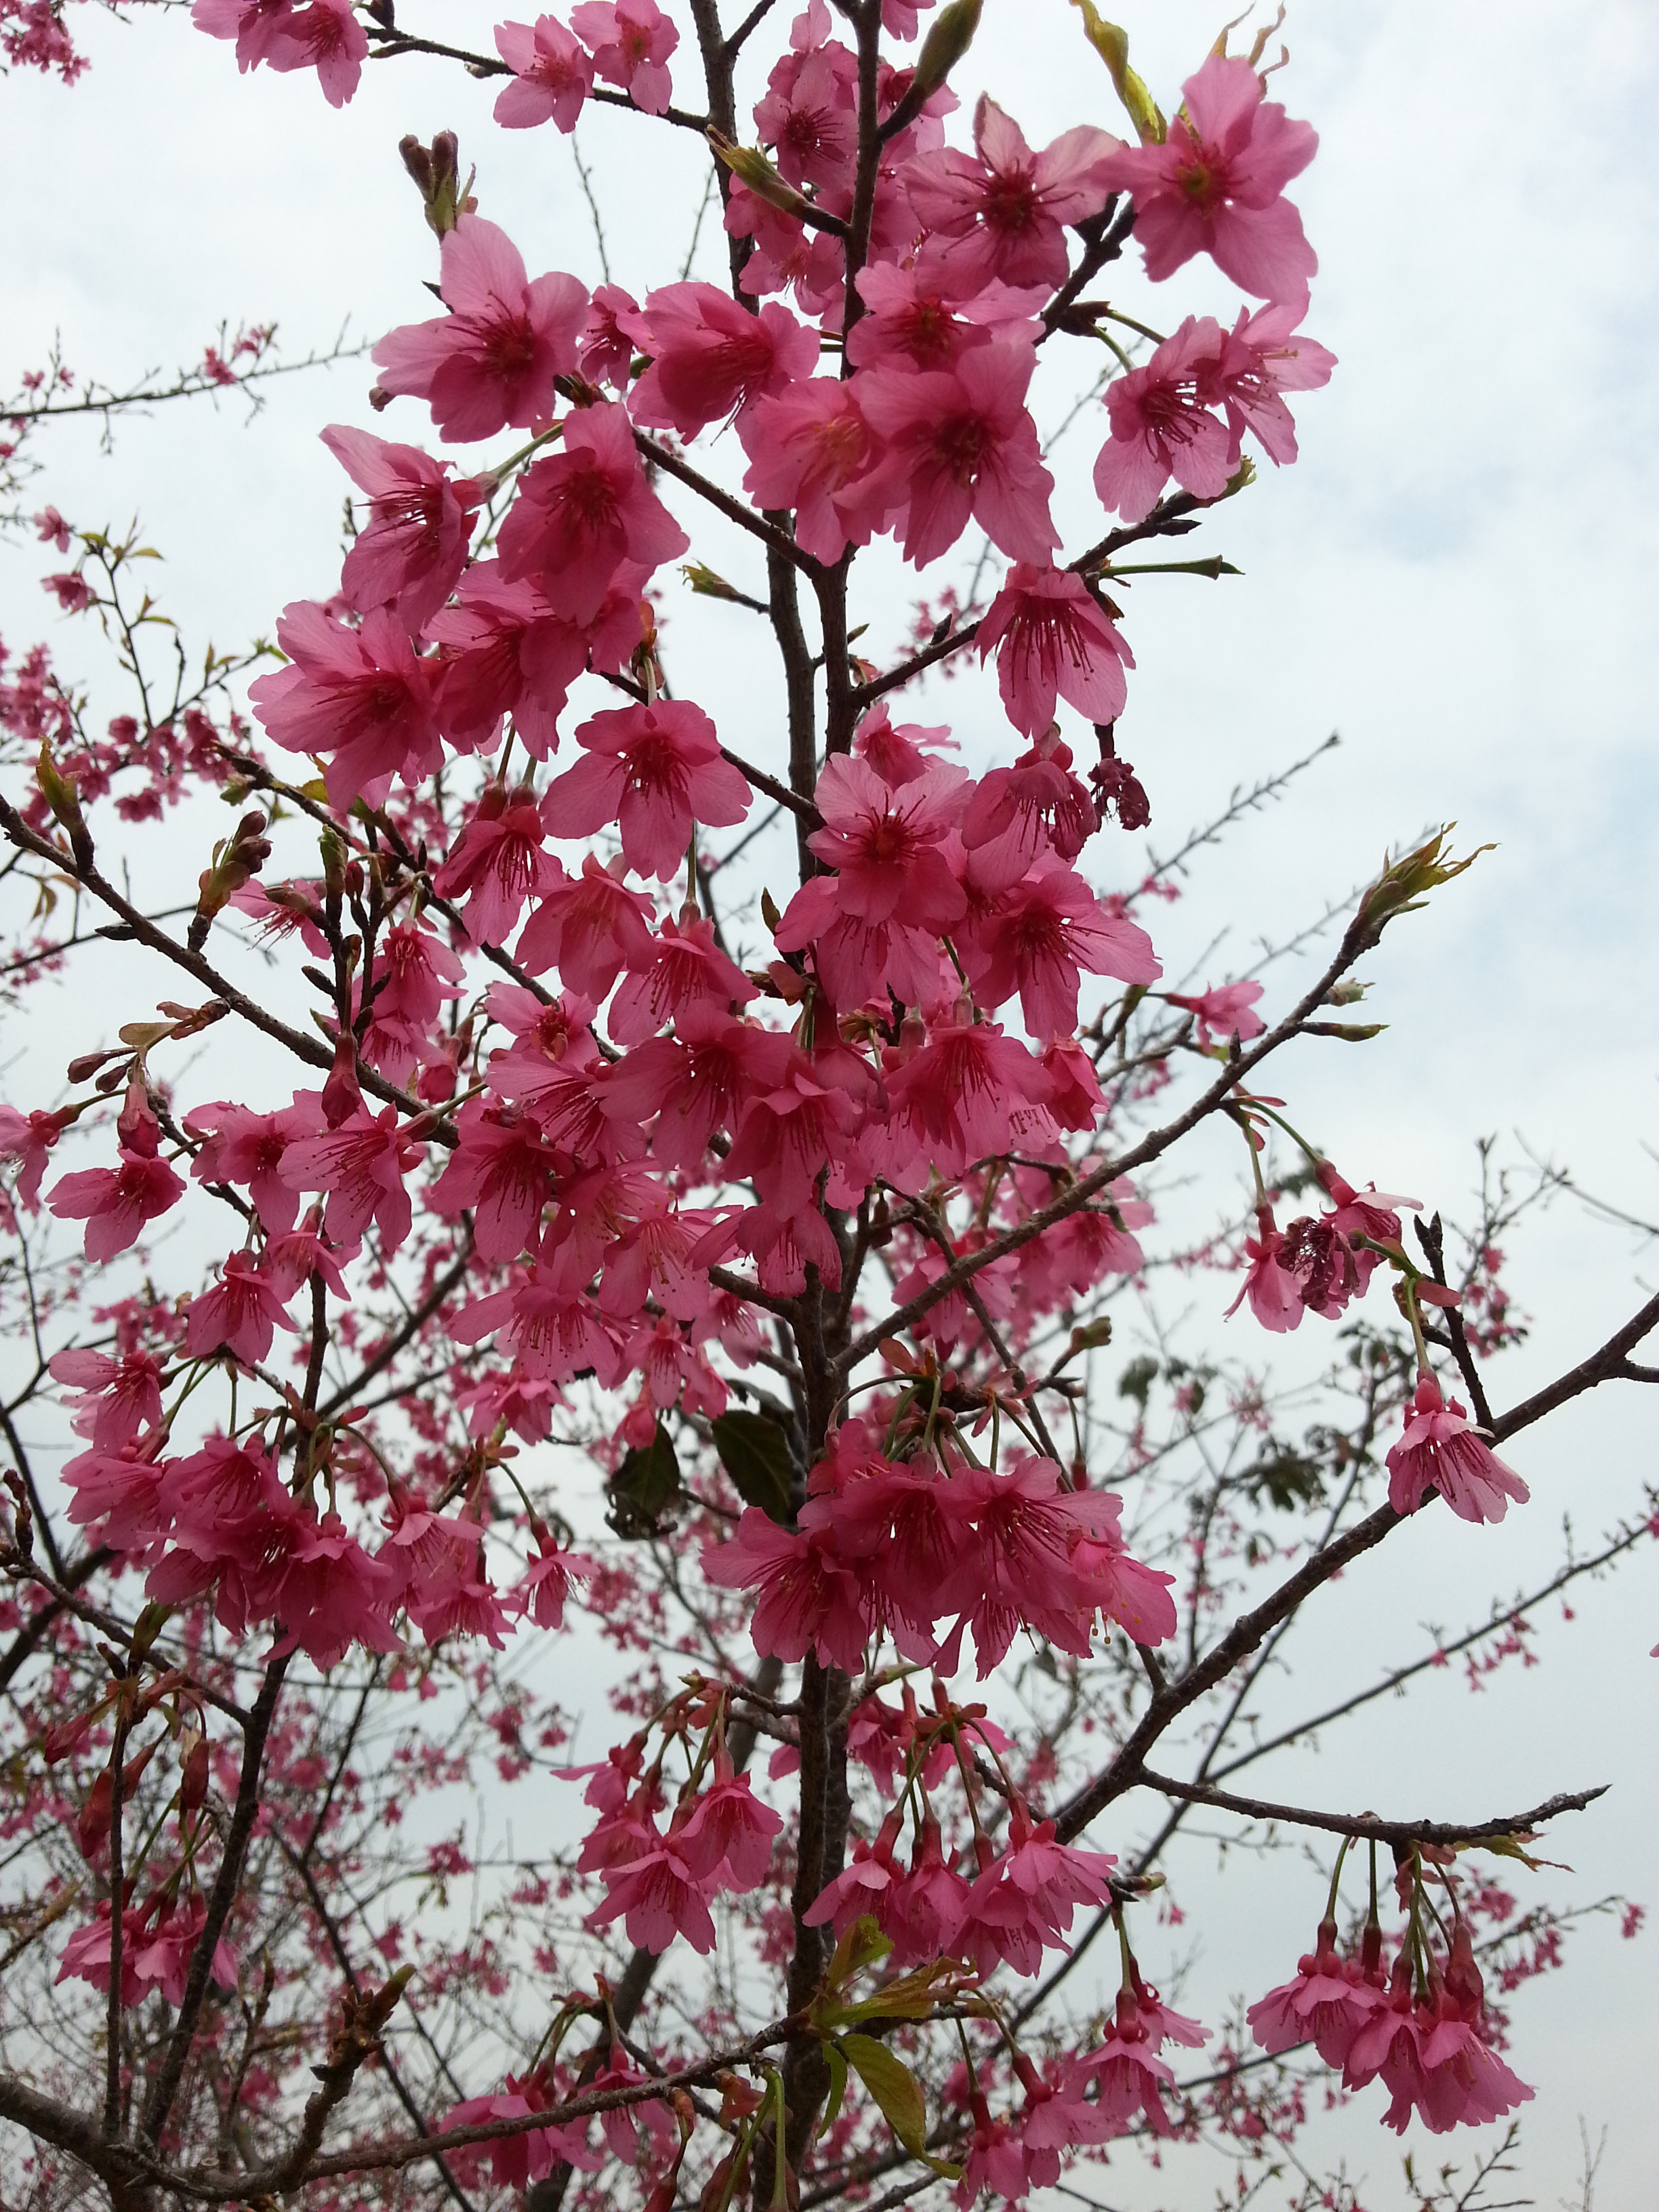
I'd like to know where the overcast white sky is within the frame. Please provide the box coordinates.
[5,1,1658,2202]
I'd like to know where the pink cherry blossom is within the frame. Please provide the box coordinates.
[607,910,756,1046]
[1226,1204,1305,1332]
[845,262,1044,373]
[0,1103,70,1214]
[1097,53,1318,299]
[702,1509,871,1671]
[906,94,1117,293]
[570,0,677,116]
[1386,1372,1529,1523]
[962,853,1160,1039]
[268,1511,401,1668]
[184,1095,325,1233]
[248,602,439,811]
[628,283,818,439]
[516,852,657,996]
[279,1105,425,1254]
[588,1834,717,1952]
[47,1148,186,1261]
[429,1104,560,1263]
[49,1347,165,1452]
[184,1248,300,1366]
[1167,979,1265,1047]
[1248,1918,1386,2067]
[319,425,480,632]
[497,400,689,622]
[434,784,560,945]
[493,13,594,131]
[541,699,751,878]
[739,379,877,564]
[673,1767,783,1890]
[773,754,969,1008]
[855,338,1059,567]
[977,565,1133,740]
[1203,300,1336,467]
[960,729,1100,892]
[1092,315,1236,526]
[373,214,588,442]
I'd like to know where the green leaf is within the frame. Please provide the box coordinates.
[1117,1354,1159,1406]
[818,2043,848,2140]
[711,1410,795,1523]
[1247,1446,1325,1513]
[824,1913,893,1996]
[607,1422,681,1540]
[840,2035,927,2156]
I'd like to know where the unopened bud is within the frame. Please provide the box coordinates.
[399,130,476,237]
[1352,830,1490,954]
[180,1728,210,1813]
[37,741,94,870]
[911,0,982,102]
[706,131,818,220]
[190,808,271,951]
[319,827,348,903]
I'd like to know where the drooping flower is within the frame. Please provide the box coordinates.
[373,214,588,442]
[320,425,480,631]
[1097,53,1319,299]
[1386,1372,1529,1524]
[47,1149,186,1262]
[184,1249,300,1366]
[493,13,594,131]
[247,602,439,811]
[1248,1916,1386,2067]
[977,565,1133,739]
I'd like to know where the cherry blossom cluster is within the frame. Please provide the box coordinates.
[3,4,1629,2203]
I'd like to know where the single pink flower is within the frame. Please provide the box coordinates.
[493,13,594,130]
[702,1509,871,1672]
[570,0,677,115]
[960,729,1100,892]
[845,261,1044,373]
[1386,1372,1529,1523]
[497,400,689,622]
[906,94,1118,293]
[1248,1917,1386,2068]
[1093,314,1236,525]
[588,1836,717,1953]
[962,853,1160,1040]
[739,379,877,564]
[673,1769,783,1891]
[1097,52,1319,299]
[1225,1204,1305,1332]
[627,282,818,439]
[248,601,440,811]
[279,1105,425,1255]
[373,214,588,442]
[516,853,657,997]
[262,0,367,106]
[34,505,71,553]
[855,338,1059,568]
[1202,300,1336,468]
[184,1249,300,1366]
[47,1149,186,1261]
[430,1103,561,1263]
[1167,979,1265,1047]
[49,1347,165,1452]
[0,1104,71,1212]
[541,699,751,878]
[320,425,480,632]
[184,1095,325,1233]
[434,783,561,945]
[977,564,1133,740]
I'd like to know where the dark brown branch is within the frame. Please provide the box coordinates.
[1136,1770,1609,1848]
